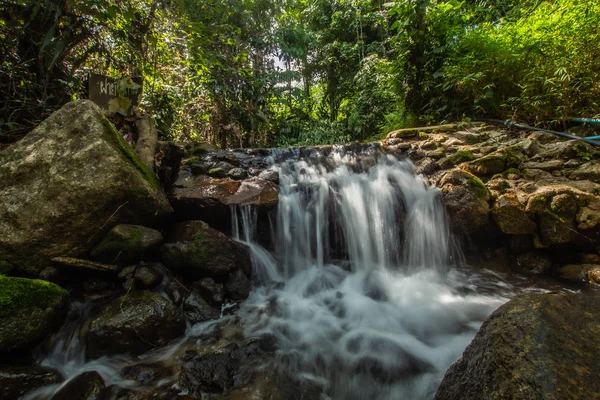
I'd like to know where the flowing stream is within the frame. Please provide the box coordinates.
[232,150,511,399]
[25,147,562,399]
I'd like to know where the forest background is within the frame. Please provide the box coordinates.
[1,0,599,149]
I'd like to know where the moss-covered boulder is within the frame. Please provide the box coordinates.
[435,293,600,400]
[0,275,69,353]
[161,220,251,279]
[90,224,163,265]
[86,290,185,358]
[0,100,172,277]
[440,170,490,234]
[491,194,537,235]
[464,150,521,177]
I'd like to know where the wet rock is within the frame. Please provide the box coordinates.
[208,167,226,178]
[491,194,536,235]
[0,365,62,400]
[258,169,280,184]
[165,280,185,306]
[224,269,251,302]
[569,160,600,181]
[0,275,69,354]
[90,225,163,265]
[588,267,600,284]
[523,159,564,171]
[38,266,62,283]
[464,151,520,177]
[182,293,220,324]
[155,141,184,190]
[51,371,104,400]
[192,278,225,306]
[133,263,164,289]
[515,251,551,274]
[122,362,170,385]
[227,178,279,208]
[440,170,490,234]
[559,264,598,283]
[51,257,117,274]
[416,157,439,176]
[435,293,600,400]
[161,221,251,279]
[507,235,534,253]
[177,341,266,396]
[86,290,185,358]
[227,168,248,180]
[0,100,172,277]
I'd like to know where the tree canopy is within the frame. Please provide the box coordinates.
[1,0,599,148]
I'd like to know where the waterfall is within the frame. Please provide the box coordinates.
[233,148,505,399]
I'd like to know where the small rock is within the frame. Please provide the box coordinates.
[569,160,600,181]
[51,257,117,273]
[90,225,163,265]
[258,169,280,184]
[491,194,536,235]
[122,362,169,385]
[183,293,220,324]
[227,168,248,180]
[559,264,597,282]
[133,263,164,289]
[515,252,551,274]
[587,267,600,284]
[86,291,185,358]
[51,371,104,400]
[192,278,225,306]
[224,269,251,302]
[582,253,600,264]
[440,170,490,234]
[208,168,226,178]
[523,160,563,171]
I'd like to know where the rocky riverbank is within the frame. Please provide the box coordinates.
[1,100,600,399]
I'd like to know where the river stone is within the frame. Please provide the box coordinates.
[90,225,163,265]
[227,168,248,180]
[0,100,172,277]
[515,251,551,274]
[440,170,490,234]
[86,290,185,358]
[0,365,62,400]
[258,169,280,184]
[491,194,537,235]
[182,293,221,324]
[122,362,170,385]
[51,371,104,400]
[435,292,600,400]
[0,275,69,354]
[177,341,266,396]
[160,221,251,279]
[224,268,251,302]
[559,264,598,283]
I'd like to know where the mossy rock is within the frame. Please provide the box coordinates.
[160,221,251,279]
[447,150,474,166]
[436,293,600,400]
[492,194,537,235]
[440,170,490,234]
[0,275,69,353]
[90,224,163,265]
[465,150,522,177]
[0,100,172,277]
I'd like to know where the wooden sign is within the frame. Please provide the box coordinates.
[89,73,142,116]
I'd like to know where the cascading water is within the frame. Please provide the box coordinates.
[233,149,507,399]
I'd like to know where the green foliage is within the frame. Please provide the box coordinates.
[2,0,599,148]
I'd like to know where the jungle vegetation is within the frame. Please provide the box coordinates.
[1,0,599,148]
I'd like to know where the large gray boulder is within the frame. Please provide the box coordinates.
[0,100,172,276]
[435,293,600,400]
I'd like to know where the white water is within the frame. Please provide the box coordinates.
[233,150,508,399]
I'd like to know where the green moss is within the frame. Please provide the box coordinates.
[418,132,429,140]
[101,117,160,189]
[0,275,67,318]
[572,142,600,161]
[0,260,13,275]
[467,175,488,199]
[91,227,143,259]
[448,150,474,165]
[504,167,520,176]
